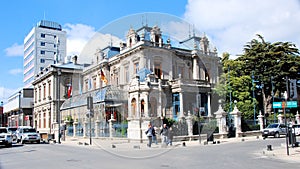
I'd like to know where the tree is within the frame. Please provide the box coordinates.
[238,34,300,116]
[214,53,254,120]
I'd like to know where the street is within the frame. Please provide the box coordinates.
[0,138,299,169]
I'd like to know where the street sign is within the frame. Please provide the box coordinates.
[273,101,298,108]
[273,102,282,108]
[287,101,297,108]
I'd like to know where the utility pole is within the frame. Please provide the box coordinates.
[252,71,256,125]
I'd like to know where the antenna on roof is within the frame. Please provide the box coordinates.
[43,11,46,20]
[110,34,113,47]
[188,24,191,38]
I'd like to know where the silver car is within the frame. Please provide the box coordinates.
[262,123,286,138]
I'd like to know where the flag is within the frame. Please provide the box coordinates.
[67,84,72,98]
[100,69,108,84]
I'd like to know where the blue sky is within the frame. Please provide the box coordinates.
[1,0,300,103]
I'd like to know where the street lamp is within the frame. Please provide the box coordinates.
[57,69,61,144]
[18,91,21,127]
[284,76,289,156]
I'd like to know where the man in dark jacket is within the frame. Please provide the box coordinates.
[160,124,169,146]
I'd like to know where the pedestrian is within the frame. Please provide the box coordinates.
[168,127,174,146]
[145,123,154,147]
[152,126,158,145]
[160,123,169,146]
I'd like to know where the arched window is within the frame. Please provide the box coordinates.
[131,98,136,118]
[141,100,145,117]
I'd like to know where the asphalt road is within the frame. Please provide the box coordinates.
[0,138,299,169]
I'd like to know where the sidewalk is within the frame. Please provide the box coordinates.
[61,136,300,163]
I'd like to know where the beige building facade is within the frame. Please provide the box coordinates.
[59,25,221,140]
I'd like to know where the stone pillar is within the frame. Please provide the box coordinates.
[186,111,193,137]
[192,53,200,80]
[230,105,242,137]
[95,118,100,138]
[83,119,88,138]
[257,111,264,131]
[214,100,228,135]
[73,121,78,137]
[277,114,284,124]
[108,115,116,138]
[295,111,300,124]
[207,93,212,118]
[179,92,184,117]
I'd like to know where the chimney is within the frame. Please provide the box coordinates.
[72,55,78,64]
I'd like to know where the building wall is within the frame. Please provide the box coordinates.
[24,20,66,88]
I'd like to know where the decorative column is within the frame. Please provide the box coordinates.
[95,117,100,138]
[295,111,300,124]
[73,121,78,137]
[83,119,88,138]
[207,93,212,118]
[214,100,228,136]
[277,114,284,124]
[186,111,193,138]
[230,104,242,137]
[257,111,264,131]
[179,92,184,118]
[108,114,116,138]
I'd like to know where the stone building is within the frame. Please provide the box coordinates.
[60,25,221,140]
[32,56,85,141]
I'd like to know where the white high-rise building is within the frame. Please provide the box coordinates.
[23,20,66,88]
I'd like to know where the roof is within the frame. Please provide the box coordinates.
[60,85,127,110]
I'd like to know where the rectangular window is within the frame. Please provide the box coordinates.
[48,82,51,98]
[125,66,129,83]
[41,42,45,46]
[41,33,45,38]
[134,62,139,73]
[40,50,45,55]
[40,59,45,63]
[40,67,44,71]
[43,85,46,100]
[154,62,162,79]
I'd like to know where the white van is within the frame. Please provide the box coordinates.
[16,126,40,144]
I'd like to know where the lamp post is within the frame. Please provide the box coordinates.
[252,71,256,125]
[18,91,21,127]
[284,76,289,156]
[57,69,61,144]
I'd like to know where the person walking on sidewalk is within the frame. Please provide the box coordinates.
[145,123,155,147]
[152,126,158,145]
[160,124,169,146]
[168,127,174,146]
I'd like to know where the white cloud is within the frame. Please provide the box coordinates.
[0,86,18,103]
[4,43,23,57]
[184,0,300,58]
[63,23,97,57]
[9,68,23,75]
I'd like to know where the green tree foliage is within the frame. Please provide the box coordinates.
[238,35,299,116]
[214,35,299,121]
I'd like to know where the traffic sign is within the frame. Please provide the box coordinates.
[287,101,297,108]
[273,101,298,108]
[273,102,282,108]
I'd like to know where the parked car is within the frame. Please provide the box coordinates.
[0,127,12,147]
[262,123,286,138]
[292,124,300,136]
[7,127,18,141]
[16,126,40,144]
